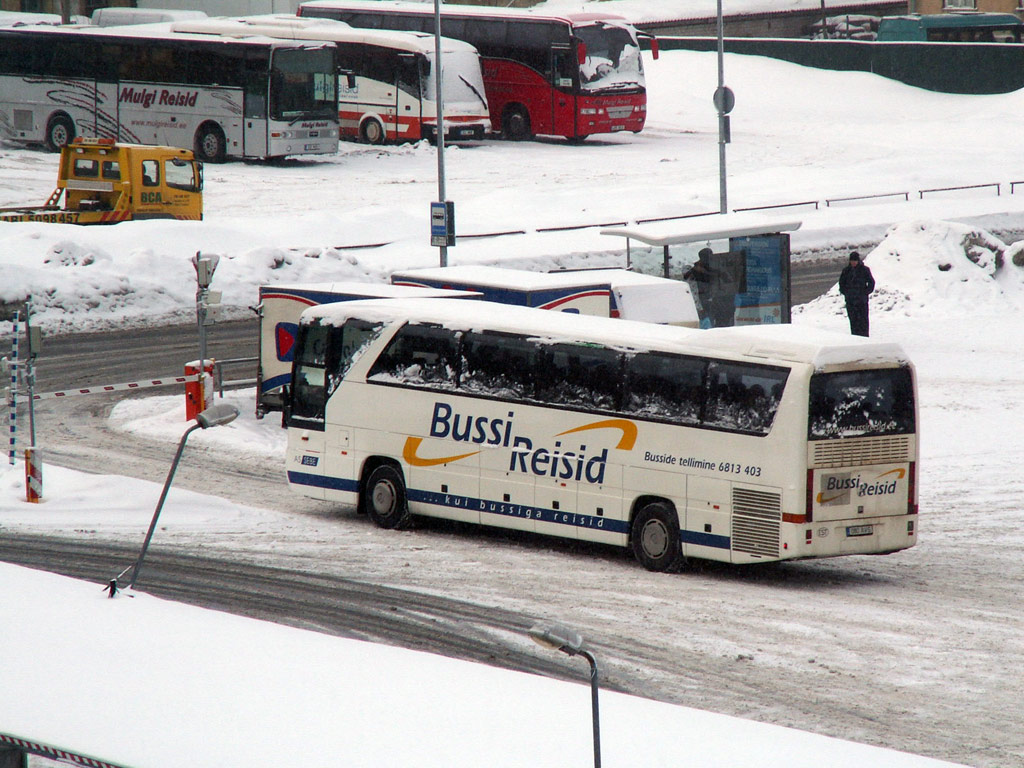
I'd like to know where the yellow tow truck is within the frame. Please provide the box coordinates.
[0,137,203,224]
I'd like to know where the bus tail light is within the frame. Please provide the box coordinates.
[907,461,918,515]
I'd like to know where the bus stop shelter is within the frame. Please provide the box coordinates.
[601,215,802,327]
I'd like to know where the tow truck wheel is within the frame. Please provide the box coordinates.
[45,115,75,152]
[194,124,227,164]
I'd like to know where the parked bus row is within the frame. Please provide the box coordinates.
[0,1,655,161]
[283,297,919,571]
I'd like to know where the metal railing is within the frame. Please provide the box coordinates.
[212,356,257,398]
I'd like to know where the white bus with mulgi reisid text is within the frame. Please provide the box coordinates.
[284,298,919,571]
[172,15,490,144]
[0,22,339,161]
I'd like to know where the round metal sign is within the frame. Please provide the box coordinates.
[713,85,735,114]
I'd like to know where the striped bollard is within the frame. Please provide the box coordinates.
[8,310,18,465]
[25,447,42,503]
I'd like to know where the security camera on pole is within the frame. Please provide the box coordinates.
[189,252,221,419]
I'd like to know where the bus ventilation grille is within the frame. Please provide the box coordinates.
[731,487,781,558]
[812,435,912,468]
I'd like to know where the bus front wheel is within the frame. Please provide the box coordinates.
[360,118,386,145]
[194,124,227,163]
[364,464,412,530]
[501,106,531,141]
[631,502,685,572]
[45,115,75,152]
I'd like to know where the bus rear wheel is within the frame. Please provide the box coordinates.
[45,115,75,152]
[631,502,685,572]
[360,118,386,145]
[501,106,531,141]
[194,123,226,163]
[363,464,412,529]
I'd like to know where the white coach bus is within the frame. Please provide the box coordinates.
[284,299,919,571]
[174,15,491,144]
[0,22,339,161]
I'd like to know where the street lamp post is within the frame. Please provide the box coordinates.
[109,403,240,596]
[529,622,602,768]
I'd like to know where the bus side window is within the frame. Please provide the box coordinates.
[624,352,705,426]
[460,331,538,400]
[537,343,622,412]
[367,323,459,390]
[705,361,788,436]
[327,319,383,397]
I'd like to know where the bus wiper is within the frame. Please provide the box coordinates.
[459,74,488,108]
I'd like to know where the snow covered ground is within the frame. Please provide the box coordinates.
[2,46,1024,768]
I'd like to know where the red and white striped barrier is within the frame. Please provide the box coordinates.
[31,374,201,402]
[25,447,42,503]
[0,732,127,768]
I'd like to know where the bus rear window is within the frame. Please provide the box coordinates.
[809,367,915,439]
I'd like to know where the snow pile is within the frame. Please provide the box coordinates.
[797,220,1024,322]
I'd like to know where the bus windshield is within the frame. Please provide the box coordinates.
[808,367,915,439]
[576,21,644,93]
[422,49,489,109]
[271,46,338,121]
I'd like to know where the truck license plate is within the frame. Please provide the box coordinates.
[847,524,873,537]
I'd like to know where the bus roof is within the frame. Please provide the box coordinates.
[303,298,910,370]
[298,0,631,27]
[2,19,333,48]
[174,15,479,55]
[391,265,610,292]
[261,281,481,299]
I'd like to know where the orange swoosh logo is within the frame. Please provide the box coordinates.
[557,419,638,451]
[402,436,480,467]
[877,468,906,480]
[816,491,847,504]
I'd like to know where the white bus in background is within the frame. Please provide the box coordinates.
[91,7,209,26]
[0,22,339,161]
[284,299,919,570]
[174,15,491,144]
[391,265,698,325]
[256,281,481,416]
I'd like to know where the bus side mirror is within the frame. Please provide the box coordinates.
[650,38,660,60]
[281,383,292,428]
[576,40,587,65]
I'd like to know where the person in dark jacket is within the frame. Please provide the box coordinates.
[838,251,875,337]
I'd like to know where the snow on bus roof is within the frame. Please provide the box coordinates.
[392,265,612,291]
[261,281,481,299]
[173,15,479,55]
[303,298,909,369]
[298,0,629,25]
[4,19,329,47]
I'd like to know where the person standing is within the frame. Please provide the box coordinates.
[684,248,715,328]
[838,251,875,337]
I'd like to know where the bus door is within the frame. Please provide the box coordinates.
[243,81,269,159]
[550,45,576,138]
[95,81,118,140]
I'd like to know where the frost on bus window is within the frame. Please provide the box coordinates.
[704,361,789,436]
[577,23,644,92]
[460,331,538,400]
[367,323,459,391]
[535,343,622,411]
[809,367,915,439]
[326,319,382,399]
[623,351,704,425]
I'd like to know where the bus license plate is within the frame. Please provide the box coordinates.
[847,524,873,537]
[612,125,625,131]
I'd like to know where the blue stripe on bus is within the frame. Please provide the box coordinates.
[287,470,360,494]
[262,372,292,393]
[287,472,732,550]
[680,530,731,550]
[408,488,631,535]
